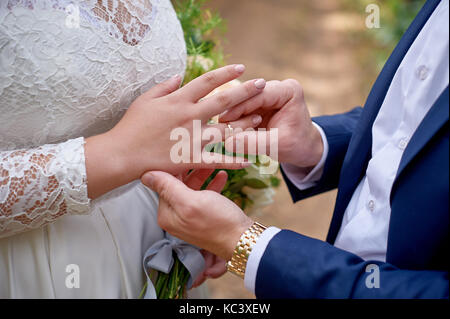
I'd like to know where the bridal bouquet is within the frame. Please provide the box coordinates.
[140,0,280,299]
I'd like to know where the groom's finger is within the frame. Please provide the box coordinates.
[198,79,266,119]
[203,113,263,147]
[219,80,290,122]
[141,171,192,208]
[224,131,273,156]
[179,64,246,102]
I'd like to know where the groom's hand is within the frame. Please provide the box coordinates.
[219,80,324,169]
[178,169,229,287]
[142,170,253,262]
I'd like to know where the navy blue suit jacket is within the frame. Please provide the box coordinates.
[256,0,449,298]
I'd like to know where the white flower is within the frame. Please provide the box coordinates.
[241,186,276,216]
[187,55,214,71]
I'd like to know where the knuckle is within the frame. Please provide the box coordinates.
[158,181,172,201]
[183,202,198,219]
[244,82,254,96]
[283,79,304,99]
[284,78,302,91]
[216,93,232,107]
[204,72,219,85]
[226,65,236,77]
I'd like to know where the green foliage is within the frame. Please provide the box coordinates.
[374,0,425,68]
[376,0,425,45]
[174,0,226,84]
[347,0,425,70]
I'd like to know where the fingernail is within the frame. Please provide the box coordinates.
[252,115,262,125]
[254,79,266,89]
[143,173,155,187]
[234,64,246,73]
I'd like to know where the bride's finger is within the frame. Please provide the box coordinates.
[178,64,246,102]
[206,170,228,193]
[184,169,215,190]
[204,256,227,278]
[181,170,191,181]
[191,152,251,170]
[198,79,266,120]
[224,130,273,156]
[143,74,182,99]
[202,113,263,147]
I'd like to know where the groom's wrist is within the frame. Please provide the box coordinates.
[292,122,325,168]
[226,221,267,279]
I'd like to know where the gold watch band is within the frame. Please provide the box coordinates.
[226,222,267,279]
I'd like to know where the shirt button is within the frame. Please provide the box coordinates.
[367,200,375,212]
[398,138,409,150]
[416,65,429,81]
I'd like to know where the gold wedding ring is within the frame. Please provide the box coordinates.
[227,123,234,135]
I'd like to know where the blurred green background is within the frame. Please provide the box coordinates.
[345,0,426,71]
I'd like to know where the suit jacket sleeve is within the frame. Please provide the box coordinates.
[281,107,363,202]
[255,230,449,299]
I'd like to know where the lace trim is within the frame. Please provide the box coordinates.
[5,0,154,46]
[0,138,90,238]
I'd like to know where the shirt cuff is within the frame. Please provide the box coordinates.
[244,226,281,294]
[280,122,329,190]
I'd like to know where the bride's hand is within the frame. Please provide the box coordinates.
[85,65,266,199]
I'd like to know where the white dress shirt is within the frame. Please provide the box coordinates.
[244,0,449,294]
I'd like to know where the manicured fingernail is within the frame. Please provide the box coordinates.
[235,64,246,73]
[252,115,262,125]
[254,79,266,89]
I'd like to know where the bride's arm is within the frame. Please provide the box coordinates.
[0,138,90,239]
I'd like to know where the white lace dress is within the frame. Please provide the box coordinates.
[0,0,187,298]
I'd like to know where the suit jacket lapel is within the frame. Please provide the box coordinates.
[327,0,442,243]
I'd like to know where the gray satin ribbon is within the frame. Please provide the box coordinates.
[142,233,205,299]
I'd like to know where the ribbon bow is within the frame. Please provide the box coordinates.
[142,233,205,298]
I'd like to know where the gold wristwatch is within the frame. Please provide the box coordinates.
[226,222,267,278]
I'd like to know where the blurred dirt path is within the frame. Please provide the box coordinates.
[203,0,371,299]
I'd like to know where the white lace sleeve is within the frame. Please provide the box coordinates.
[0,137,91,238]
